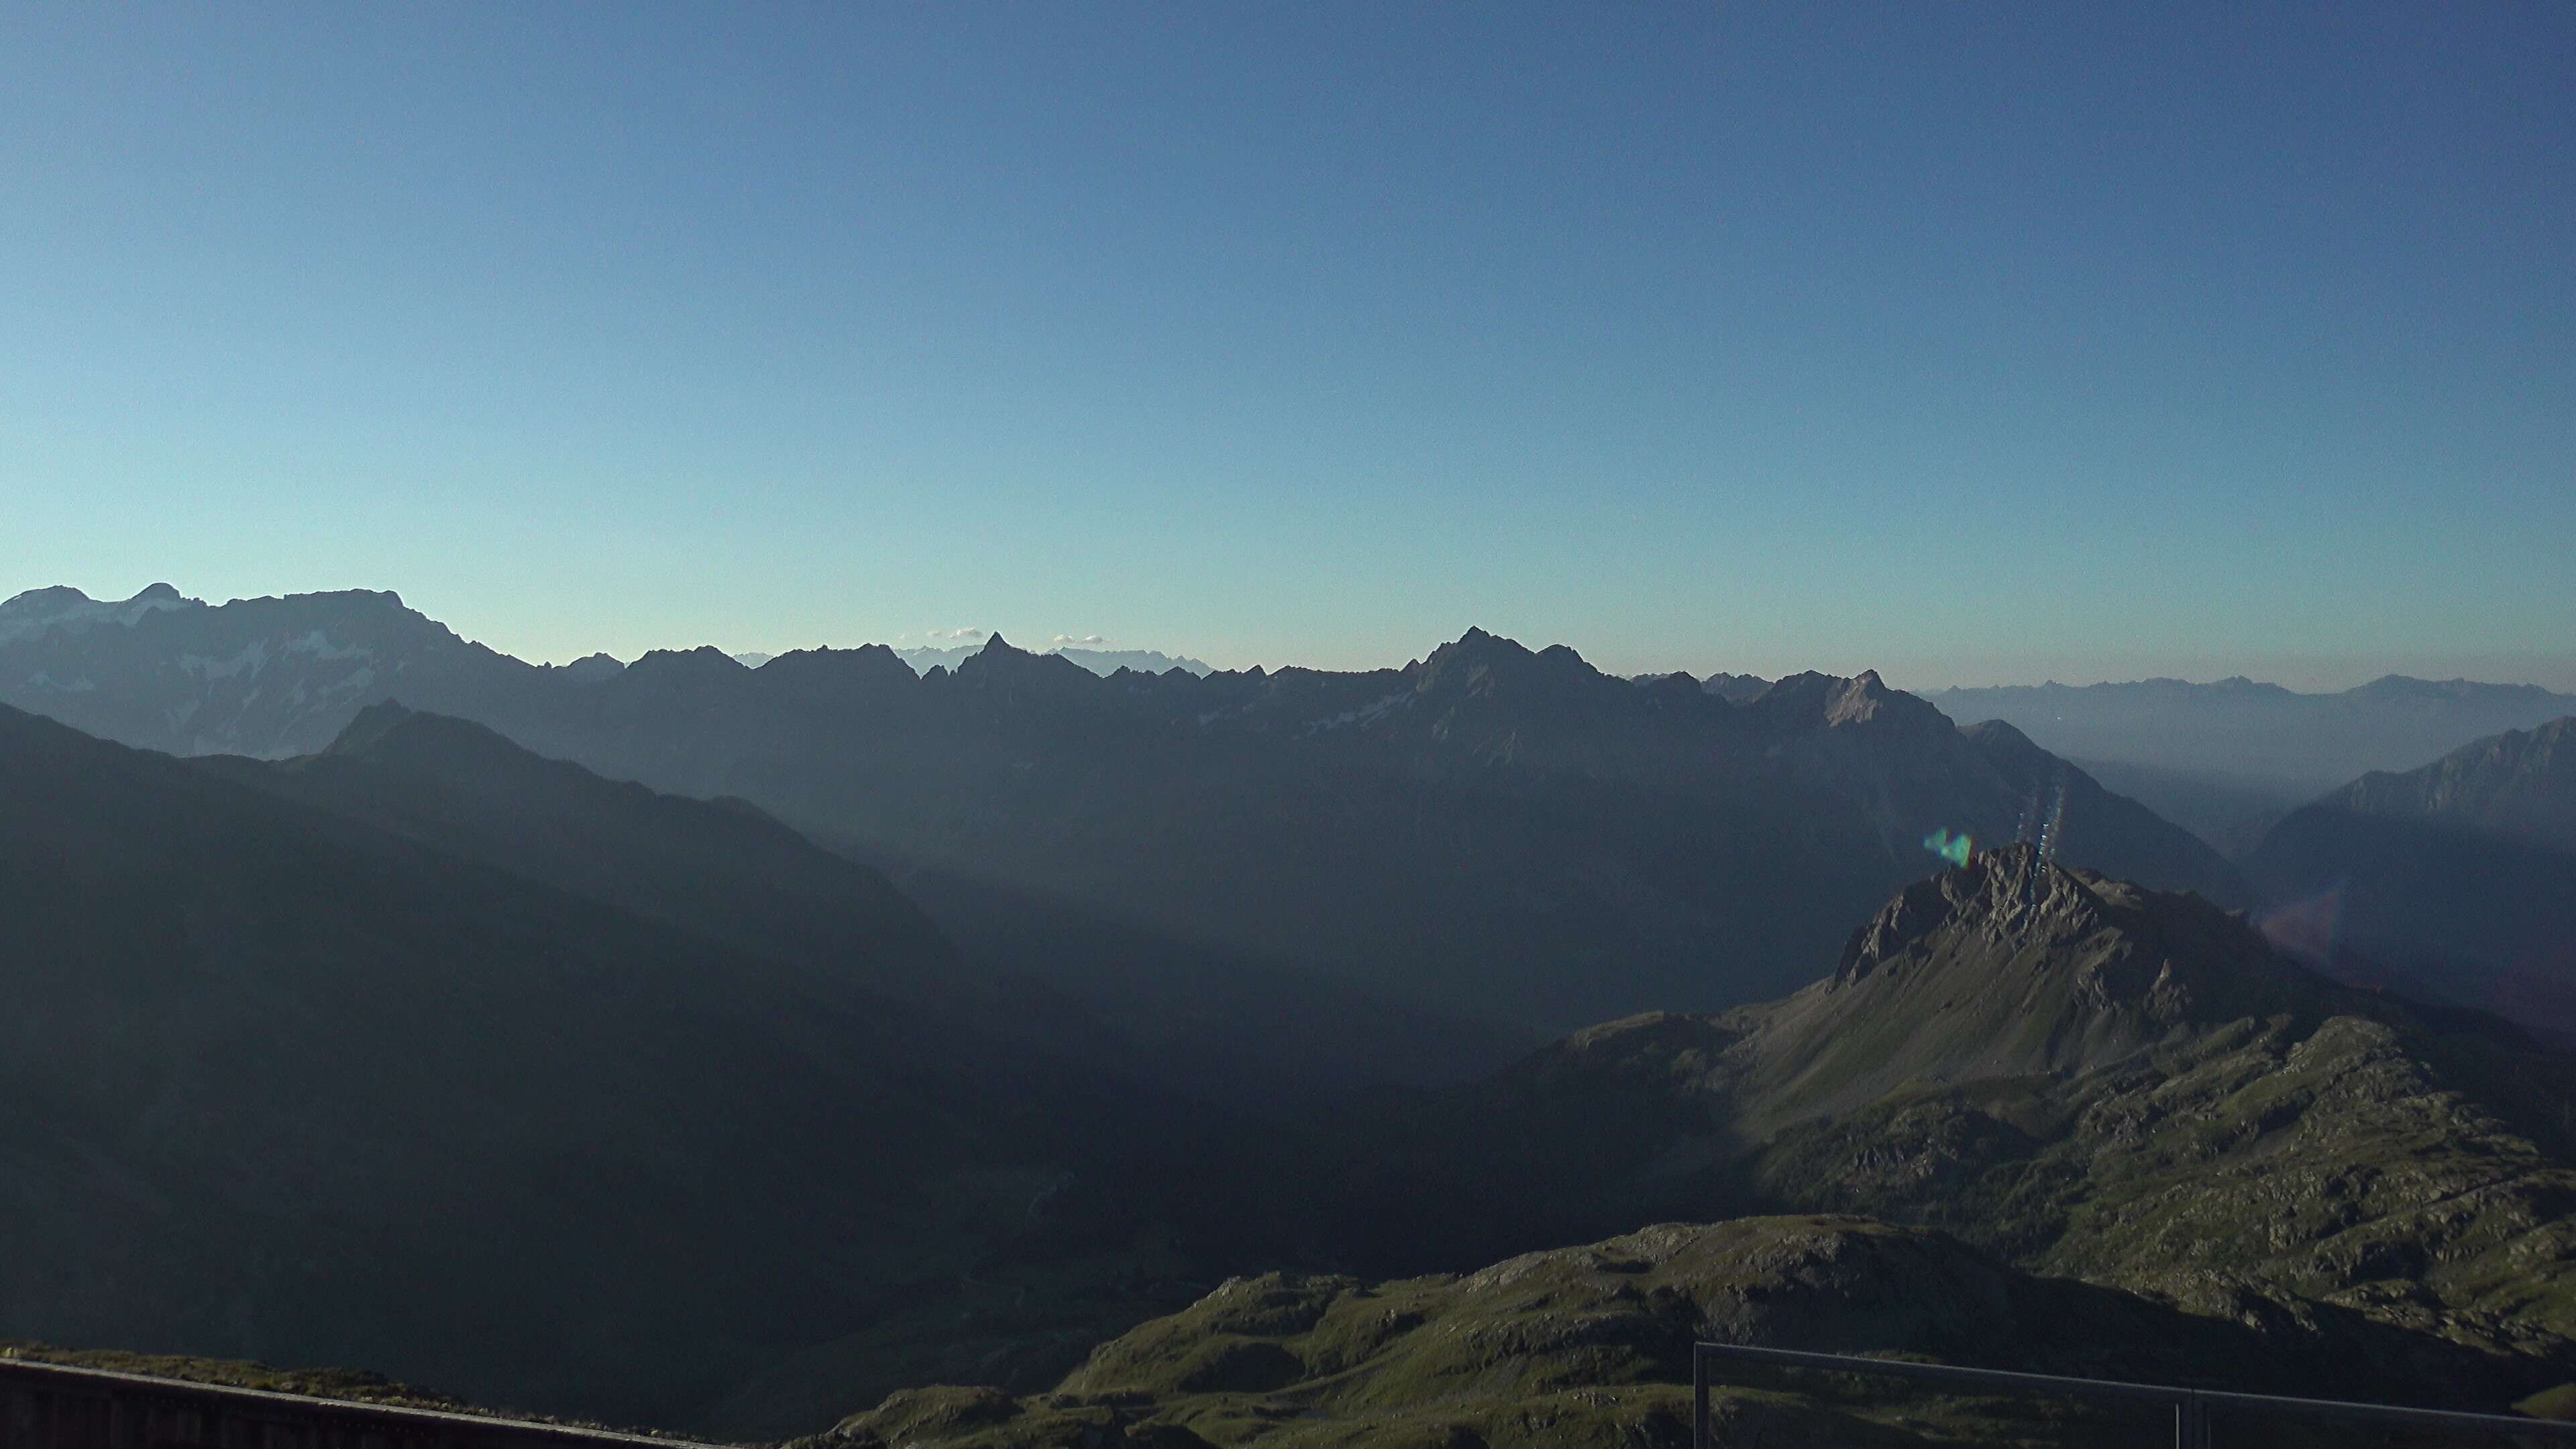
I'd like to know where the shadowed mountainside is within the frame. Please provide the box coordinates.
[1,590,2242,1037]
[0,701,1278,1435]
[11,694,2575,1437]
[199,702,1529,1112]
[2248,716,2576,1039]
[195,701,963,1008]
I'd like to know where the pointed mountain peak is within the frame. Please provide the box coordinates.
[1702,672,1772,703]
[747,643,920,696]
[955,632,1096,691]
[1833,843,2105,986]
[621,645,751,683]
[1823,670,1906,724]
[1823,844,2310,1038]
[1727,849,2354,1122]
[1415,629,1607,699]
[1746,669,1943,734]
[1429,626,1529,662]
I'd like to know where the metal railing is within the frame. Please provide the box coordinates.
[1693,1342,2576,1448]
[0,1353,716,1448]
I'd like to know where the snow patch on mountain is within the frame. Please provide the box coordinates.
[181,641,271,682]
[283,629,374,663]
[1305,692,1410,733]
[0,584,203,644]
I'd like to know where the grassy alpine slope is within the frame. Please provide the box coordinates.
[1340,849,2576,1391]
[793,1216,2400,1449]
[805,847,2576,1443]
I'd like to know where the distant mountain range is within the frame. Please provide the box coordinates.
[0,586,2241,1037]
[890,643,1213,677]
[19,583,2576,1050]
[1929,675,2576,853]
[734,644,1212,676]
[1636,669,1771,703]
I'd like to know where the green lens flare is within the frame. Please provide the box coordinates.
[1923,828,1974,867]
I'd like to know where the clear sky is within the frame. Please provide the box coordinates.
[3,3,2569,689]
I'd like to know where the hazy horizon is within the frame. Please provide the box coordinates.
[11,576,2573,696]
[6,5,2569,692]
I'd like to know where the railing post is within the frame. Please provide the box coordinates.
[1693,1344,1709,1449]
[2173,1390,2210,1449]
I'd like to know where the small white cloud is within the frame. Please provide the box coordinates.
[1049,634,1108,646]
[927,627,987,641]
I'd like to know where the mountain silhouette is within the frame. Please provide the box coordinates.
[0,592,2247,1036]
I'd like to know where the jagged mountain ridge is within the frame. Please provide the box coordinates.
[0,589,2241,1033]
[0,586,566,758]
[891,643,1214,678]
[1305,847,2576,1408]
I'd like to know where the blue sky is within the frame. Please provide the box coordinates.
[3,3,2569,688]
